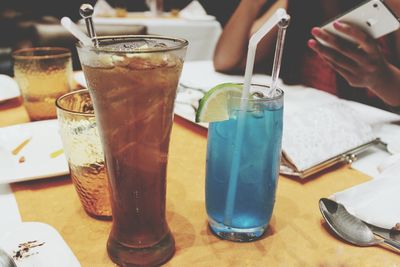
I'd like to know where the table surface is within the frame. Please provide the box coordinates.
[1,97,400,267]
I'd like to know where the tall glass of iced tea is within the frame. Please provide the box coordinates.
[76,36,187,266]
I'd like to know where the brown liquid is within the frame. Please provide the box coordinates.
[82,53,182,265]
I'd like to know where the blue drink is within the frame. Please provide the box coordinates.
[206,88,283,241]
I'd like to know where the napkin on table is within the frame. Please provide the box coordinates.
[332,153,400,229]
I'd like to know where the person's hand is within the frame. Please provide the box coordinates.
[307,21,390,92]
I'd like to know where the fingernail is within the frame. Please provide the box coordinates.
[311,27,321,36]
[333,21,344,28]
[308,39,317,48]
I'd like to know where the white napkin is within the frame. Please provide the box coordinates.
[282,102,376,171]
[333,153,400,229]
[179,0,212,20]
[93,0,116,17]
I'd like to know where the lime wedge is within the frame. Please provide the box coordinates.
[195,83,243,123]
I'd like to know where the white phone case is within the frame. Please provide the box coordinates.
[320,0,399,44]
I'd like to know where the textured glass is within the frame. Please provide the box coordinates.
[56,89,111,219]
[13,47,73,121]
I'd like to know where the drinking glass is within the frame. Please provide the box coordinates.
[56,89,111,219]
[13,47,73,121]
[77,35,187,266]
[206,84,284,242]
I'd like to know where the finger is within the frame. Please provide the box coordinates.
[308,39,358,75]
[333,21,378,54]
[326,59,358,87]
[310,27,368,65]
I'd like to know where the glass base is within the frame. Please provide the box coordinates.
[84,210,112,221]
[208,217,267,242]
[107,232,175,267]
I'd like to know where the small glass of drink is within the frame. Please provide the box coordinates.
[13,47,73,121]
[56,89,111,219]
[77,35,187,266]
[206,84,284,242]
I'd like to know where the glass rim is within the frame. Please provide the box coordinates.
[12,47,71,60]
[76,35,189,54]
[56,89,94,117]
[229,84,284,102]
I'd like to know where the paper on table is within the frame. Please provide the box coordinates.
[332,153,400,229]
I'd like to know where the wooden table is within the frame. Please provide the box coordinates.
[1,98,399,267]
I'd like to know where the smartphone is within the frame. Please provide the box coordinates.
[319,0,400,44]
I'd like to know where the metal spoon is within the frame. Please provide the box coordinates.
[0,247,16,267]
[319,198,400,252]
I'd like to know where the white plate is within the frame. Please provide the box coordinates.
[0,74,20,102]
[0,222,80,267]
[174,86,208,128]
[0,120,69,184]
[174,102,208,129]
[73,71,87,88]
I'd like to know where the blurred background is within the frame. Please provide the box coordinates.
[0,0,243,75]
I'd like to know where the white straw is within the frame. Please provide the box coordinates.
[269,14,290,97]
[241,8,288,103]
[61,17,93,46]
[223,8,290,226]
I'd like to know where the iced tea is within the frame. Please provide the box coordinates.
[77,36,187,266]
